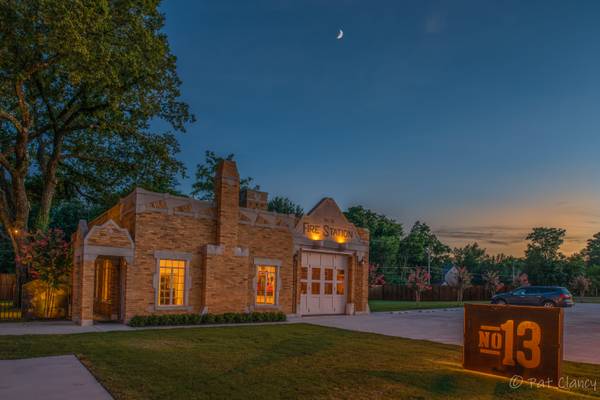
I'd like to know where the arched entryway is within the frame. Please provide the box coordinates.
[72,219,134,326]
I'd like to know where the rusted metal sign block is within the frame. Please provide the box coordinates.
[463,304,563,384]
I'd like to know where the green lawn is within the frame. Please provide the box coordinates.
[575,297,600,304]
[0,324,597,399]
[369,300,488,312]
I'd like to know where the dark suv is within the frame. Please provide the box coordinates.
[491,286,574,308]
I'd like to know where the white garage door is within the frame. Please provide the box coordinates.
[300,252,347,315]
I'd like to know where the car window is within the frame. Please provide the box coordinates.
[526,287,541,294]
[513,288,527,295]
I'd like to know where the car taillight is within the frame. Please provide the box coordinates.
[559,293,571,299]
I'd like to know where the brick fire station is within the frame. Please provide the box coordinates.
[71,161,369,325]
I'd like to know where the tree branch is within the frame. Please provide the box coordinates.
[0,153,15,174]
[0,110,23,132]
[15,81,31,131]
[0,173,13,230]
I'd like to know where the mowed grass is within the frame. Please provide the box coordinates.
[1,324,598,399]
[576,297,600,304]
[369,300,488,312]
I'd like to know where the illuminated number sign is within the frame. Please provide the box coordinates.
[463,304,563,384]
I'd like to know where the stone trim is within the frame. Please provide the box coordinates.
[133,187,215,220]
[83,245,134,264]
[234,247,249,257]
[84,219,134,248]
[254,257,282,267]
[154,305,194,312]
[293,236,369,253]
[152,253,192,310]
[205,244,224,256]
[154,250,193,262]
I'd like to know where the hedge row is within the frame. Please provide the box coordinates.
[128,311,286,327]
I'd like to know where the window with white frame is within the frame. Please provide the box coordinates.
[256,265,277,305]
[158,259,186,306]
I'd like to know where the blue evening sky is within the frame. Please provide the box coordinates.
[159,0,600,256]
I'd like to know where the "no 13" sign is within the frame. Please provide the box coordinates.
[464,304,563,384]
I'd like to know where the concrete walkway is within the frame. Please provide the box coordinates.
[0,355,112,399]
[0,320,134,335]
[303,303,600,365]
[0,319,298,335]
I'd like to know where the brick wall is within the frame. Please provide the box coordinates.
[125,211,216,320]
[72,160,369,323]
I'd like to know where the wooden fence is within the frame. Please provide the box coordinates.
[369,284,490,302]
[0,273,16,301]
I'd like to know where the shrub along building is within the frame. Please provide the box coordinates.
[71,161,369,325]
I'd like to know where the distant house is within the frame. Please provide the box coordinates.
[71,161,370,325]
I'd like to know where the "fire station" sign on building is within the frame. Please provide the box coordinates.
[463,304,564,385]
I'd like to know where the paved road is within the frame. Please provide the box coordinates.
[0,355,113,399]
[303,303,600,365]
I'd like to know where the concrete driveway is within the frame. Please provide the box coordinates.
[0,355,112,399]
[303,303,600,364]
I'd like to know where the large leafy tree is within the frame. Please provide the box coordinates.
[523,227,566,285]
[525,227,565,261]
[584,232,600,266]
[453,242,486,272]
[268,196,303,217]
[398,221,450,281]
[344,206,403,281]
[0,0,193,259]
[482,253,522,284]
[191,151,257,201]
[587,264,600,296]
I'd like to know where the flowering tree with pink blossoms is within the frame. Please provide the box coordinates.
[17,229,71,317]
[368,264,386,287]
[407,267,431,303]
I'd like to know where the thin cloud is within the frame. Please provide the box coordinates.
[434,225,593,255]
[425,13,445,34]
[435,226,527,245]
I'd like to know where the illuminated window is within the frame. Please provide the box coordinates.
[256,265,277,305]
[158,259,186,306]
[300,267,308,295]
[336,269,345,295]
[324,268,333,295]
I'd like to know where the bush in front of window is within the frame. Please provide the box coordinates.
[128,311,286,327]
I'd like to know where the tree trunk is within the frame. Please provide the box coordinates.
[34,178,57,230]
[3,175,31,308]
[34,133,63,230]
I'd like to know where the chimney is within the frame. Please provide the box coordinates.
[240,189,268,211]
[214,160,240,246]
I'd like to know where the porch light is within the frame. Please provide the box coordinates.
[308,232,322,241]
[334,235,347,244]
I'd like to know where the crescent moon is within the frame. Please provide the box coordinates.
[337,29,344,40]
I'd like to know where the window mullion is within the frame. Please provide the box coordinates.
[170,267,174,305]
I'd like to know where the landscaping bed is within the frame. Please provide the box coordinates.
[128,311,286,327]
[0,324,597,399]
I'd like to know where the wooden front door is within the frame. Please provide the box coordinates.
[94,257,120,321]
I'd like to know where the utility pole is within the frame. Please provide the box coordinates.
[426,246,432,284]
[512,263,515,284]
